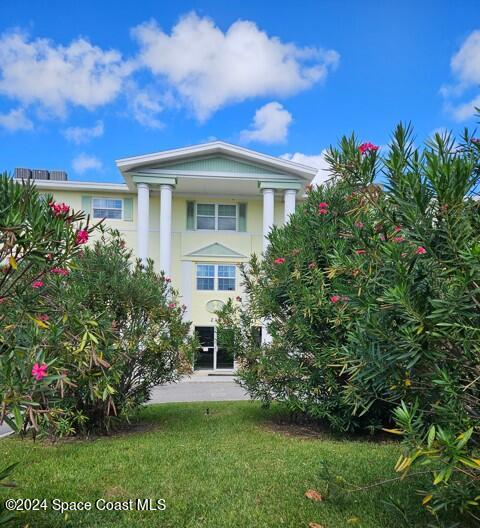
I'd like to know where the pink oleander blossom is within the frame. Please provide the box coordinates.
[330,295,341,303]
[318,202,329,208]
[355,249,366,255]
[37,314,49,321]
[49,201,70,216]
[32,280,44,289]
[32,363,48,381]
[393,236,405,243]
[354,221,364,229]
[235,296,242,302]
[359,142,379,155]
[168,303,176,309]
[415,246,427,255]
[318,208,328,215]
[394,226,402,232]
[51,267,69,276]
[75,229,89,245]
[274,257,286,264]
[308,262,316,270]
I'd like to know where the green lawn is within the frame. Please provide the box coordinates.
[2,401,432,528]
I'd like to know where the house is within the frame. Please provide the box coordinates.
[20,142,317,370]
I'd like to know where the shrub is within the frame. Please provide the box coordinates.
[217,123,480,521]
[12,228,195,436]
[0,173,96,433]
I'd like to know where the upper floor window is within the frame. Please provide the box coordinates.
[196,264,236,291]
[196,204,237,231]
[92,198,123,220]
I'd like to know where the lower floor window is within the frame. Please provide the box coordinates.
[196,264,236,291]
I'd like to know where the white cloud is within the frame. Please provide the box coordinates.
[0,30,131,117]
[281,149,331,185]
[72,153,102,174]
[240,102,292,144]
[0,106,33,131]
[128,88,164,129]
[63,120,104,144]
[441,30,480,121]
[132,13,339,120]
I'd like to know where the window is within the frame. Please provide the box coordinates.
[196,264,236,291]
[196,264,215,290]
[92,198,123,219]
[218,265,235,291]
[196,204,237,231]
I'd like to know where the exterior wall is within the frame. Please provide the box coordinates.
[46,189,287,329]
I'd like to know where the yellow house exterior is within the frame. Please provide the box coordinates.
[25,142,317,370]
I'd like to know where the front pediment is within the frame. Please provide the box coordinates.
[186,243,246,258]
[156,155,284,176]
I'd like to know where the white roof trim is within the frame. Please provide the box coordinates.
[116,141,317,180]
[18,179,132,193]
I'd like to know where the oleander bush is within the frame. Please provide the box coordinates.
[0,173,96,434]
[217,122,480,522]
[0,175,195,437]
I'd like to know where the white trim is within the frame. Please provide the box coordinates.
[22,179,132,193]
[116,141,317,180]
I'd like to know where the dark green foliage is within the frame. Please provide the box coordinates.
[217,123,480,521]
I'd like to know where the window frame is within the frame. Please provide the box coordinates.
[196,263,237,291]
[92,197,124,220]
[195,203,238,232]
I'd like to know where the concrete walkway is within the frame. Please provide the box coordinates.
[149,372,249,403]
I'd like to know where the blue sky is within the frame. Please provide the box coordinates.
[0,0,479,183]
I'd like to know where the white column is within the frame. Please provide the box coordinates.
[159,184,173,277]
[262,188,275,253]
[137,183,149,265]
[284,189,296,223]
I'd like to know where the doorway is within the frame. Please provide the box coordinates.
[194,326,234,370]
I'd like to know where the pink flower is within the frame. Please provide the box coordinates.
[359,142,380,155]
[235,296,242,302]
[37,314,49,321]
[165,277,172,283]
[318,208,328,215]
[168,302,176,309]
[0,297,5,304]
[415,246,427,255]
[51,267,69,276]
[32,280,44,289]
[354,221,364,229]
[32,363,48,381]
[308,262,316,270]
[318,202,329,208]
[75,229,89,245]
[274,257,285,265]
[393,236,405,244]
[355,249,366,255]
[394,226,402,232]
[49,201,70,217]
[330,295,341,303]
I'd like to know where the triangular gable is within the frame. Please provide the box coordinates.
[187,243,246,258]
[157,156,284,175]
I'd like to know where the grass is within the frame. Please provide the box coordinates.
[1,401,433,528]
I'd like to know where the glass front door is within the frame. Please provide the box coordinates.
[194,326,234,370]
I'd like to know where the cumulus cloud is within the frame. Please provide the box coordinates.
[240,102,292,144]
[72,153,102,174]
[132,13,340,120]
[128,87,165,129]
[63,120,104,144]
[0,30,131,117]
[441,30,480,121]
[281,149,331,185]
[0,106,33,131]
